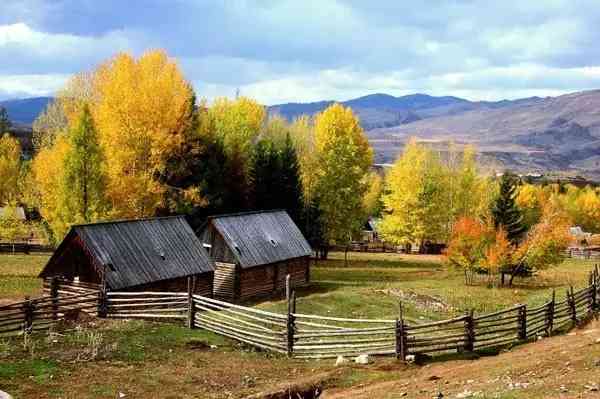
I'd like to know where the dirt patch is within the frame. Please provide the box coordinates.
[185,339,213,351]
[242,371,340,399]
[323,319,600,398]
[378,288,454,313]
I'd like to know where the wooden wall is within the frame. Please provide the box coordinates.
[199,225,237,263]
[213,257,310,302]
[125,272,214,297]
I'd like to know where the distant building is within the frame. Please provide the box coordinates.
[197,210,312,302]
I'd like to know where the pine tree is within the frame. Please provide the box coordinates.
[0,107,11,134]
[276,134,304,224]
[62,105,107,223]
[491,172,526,244]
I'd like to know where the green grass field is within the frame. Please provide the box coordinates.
[0,253,50,301]
[257,251,598,323]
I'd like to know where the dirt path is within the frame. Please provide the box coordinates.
[323,319,600,399]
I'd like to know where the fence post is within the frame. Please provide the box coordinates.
[50,277,59,320]
[568,286,577,325]
[97,283,108,318]
[546,290,555,336]
[464,309,475,352]
[187,276,196,329]
[592,269,598,311]
[518,304,527,340]
[286,278,296,358]
[22,297,34,334]
[395,302,407,361]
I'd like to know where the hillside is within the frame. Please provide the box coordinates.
[0,97,51,125]
[370,90,600,178]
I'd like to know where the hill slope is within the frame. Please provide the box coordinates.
[0,97,51,125]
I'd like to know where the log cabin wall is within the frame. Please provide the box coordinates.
[238,256,310,301]
[213,262,237,300]
[124,272,214,296]
[199,225,237,263]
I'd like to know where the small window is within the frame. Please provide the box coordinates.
[270,239,277,247]
[106,263,116,272]
[159,251,166,260]
[234,246,242,255]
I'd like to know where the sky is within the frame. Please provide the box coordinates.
[2,0,600,104]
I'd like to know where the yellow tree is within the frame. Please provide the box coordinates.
[363,171,384,217]
[31,135,71,240]
[314,104,373,244]
[380,138,446,246]
[0,134,21,204]
[92,50,195,218]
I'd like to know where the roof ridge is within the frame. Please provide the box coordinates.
[72,215,186,228]
[207,209,286,220]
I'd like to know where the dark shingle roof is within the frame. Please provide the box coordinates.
[208,210,312,269]
[40,216,214,289]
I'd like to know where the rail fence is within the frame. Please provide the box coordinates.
[0,243,54,254]
[0,278,100,336]
[1,269,599,361]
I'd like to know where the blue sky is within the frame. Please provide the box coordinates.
[2,0,600,104]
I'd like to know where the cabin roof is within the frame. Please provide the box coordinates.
[39,216,214,289]
[205,210,312,269]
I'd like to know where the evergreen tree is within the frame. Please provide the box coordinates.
[491,172,526,244]
[62,105,108,223]
[0,107,11,134]
[249,134,304,225]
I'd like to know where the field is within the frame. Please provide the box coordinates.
[0,251,598,398]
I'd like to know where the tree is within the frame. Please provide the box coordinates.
[0,134,21,204]
[516,184,546,229]
[62,105,108,223]
[92,50,195,218]
[0,203,28,242]
[313,104,373,247]
[363,172,384,218]
[380,138,446,247]
[207,97,266,211]
[32,100,68,150]
[250,134,304,225]
[491,172,526,244]
[445,216,492,285]
[484,227,514,285]
[0,107,11,134]
[31,135,71,241]
[509,201,571,285]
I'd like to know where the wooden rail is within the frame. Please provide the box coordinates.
[3,268,599,361]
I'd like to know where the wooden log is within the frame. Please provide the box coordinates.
[192,295,287,320]
[518,304,527,341]
[464,310,474,352]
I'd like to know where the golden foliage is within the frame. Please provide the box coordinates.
[92,50,195,217]
[313,103,373,242]
[0,134,21,204]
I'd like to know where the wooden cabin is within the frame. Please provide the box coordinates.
[38,216,215,295]
[197,210,312,302]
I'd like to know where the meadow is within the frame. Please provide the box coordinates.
[0,251,597,398]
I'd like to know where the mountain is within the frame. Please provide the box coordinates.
[0,97,52,125]
[369,90,600,178]
[269,93,478,130]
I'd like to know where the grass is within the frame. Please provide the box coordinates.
[257,251,598,323]
[0,253,50,300]
[0,250,597,398]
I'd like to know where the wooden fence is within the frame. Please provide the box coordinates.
[0,243,54,254]
[2,270,599,361]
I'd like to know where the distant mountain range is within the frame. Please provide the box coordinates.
[0,97,52,125]
[4,91,600,178]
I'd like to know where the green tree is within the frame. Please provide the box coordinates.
[0,107,11,134]
[250,134,304,225]
[62,105,108,223]
[491,172,526,244]
[314,104,373,247]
